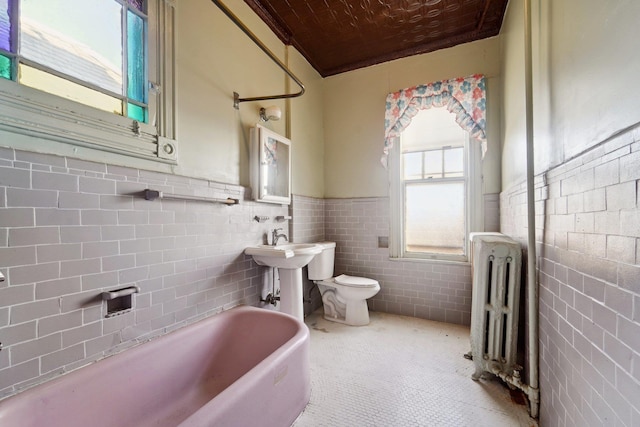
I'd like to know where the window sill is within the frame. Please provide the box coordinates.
[388,256,470,266]
[0,79,177,165]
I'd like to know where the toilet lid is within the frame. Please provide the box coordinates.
[334,274,379,288]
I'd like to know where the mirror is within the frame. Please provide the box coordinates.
[250,124,291,204]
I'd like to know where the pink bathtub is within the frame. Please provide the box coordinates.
[0,305,310,427]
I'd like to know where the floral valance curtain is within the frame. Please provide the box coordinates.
[382,74,487,167]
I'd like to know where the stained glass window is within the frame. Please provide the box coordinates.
[0,0,9,52]
[127,10,145,103]
[0,54,10,79]
[2,0,148,122]
[128,0,144,12]
[0,0,176,165]
[127,102,145,122]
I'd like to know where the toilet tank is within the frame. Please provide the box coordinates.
[307,242,336,280]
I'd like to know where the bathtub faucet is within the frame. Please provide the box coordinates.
[272,228,288,246]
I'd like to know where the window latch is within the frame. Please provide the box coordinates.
[132,121,141,137]
[149,81,162,95]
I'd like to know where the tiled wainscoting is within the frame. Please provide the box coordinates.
[0,148,287,399]
[289,193,501,325]
[290,195,325,244]
[501,130,640,426]
[290,195,326,316]
[0,147,503,399]
[324,197,473,325]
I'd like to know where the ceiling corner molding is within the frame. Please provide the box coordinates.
[244,0,292,45]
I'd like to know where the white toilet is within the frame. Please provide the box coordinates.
[307,242,380,326]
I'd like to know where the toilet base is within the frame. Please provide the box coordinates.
[320,288,372,326]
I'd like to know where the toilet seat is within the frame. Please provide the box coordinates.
[334,274,379,288]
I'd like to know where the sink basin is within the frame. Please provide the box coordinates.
[244,243,321,269]
[245,243,323,321]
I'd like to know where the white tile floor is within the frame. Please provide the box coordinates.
[293,310,538,427]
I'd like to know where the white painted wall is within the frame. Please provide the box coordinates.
[1,0,501,201]
[499,0,527,189]
[500,1,640,425]
[288,48,326,198]
[322,38,503,198]
[0,0,326,198]
[174,0,325,197]
[501,0,640,189]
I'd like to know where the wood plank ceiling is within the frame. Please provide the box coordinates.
[244,0,509,77]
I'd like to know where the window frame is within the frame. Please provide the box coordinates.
[0,0,177,164]
[389,114,483,263]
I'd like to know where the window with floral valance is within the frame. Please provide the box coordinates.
[382,74,487,167]
[385,74,487,262]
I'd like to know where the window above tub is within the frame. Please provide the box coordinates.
[0,0,177,163]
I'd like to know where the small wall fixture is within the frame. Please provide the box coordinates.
[102,286,140,318]
[142,189,239,206]
[260,106,282,122]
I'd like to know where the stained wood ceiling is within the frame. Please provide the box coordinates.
[244,0,509,77]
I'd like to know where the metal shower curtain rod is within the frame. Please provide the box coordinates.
[210,0,306,109]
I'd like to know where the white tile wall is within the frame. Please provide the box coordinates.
[290,194,326,316]
[290,194,325,244]
[0,148,287,399]
[501,128,640,426]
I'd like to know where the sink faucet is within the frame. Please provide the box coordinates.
[272,228,288,246]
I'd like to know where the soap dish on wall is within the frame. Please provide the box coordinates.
[102,286,140,318]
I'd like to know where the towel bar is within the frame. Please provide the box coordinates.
[143,189,239,205]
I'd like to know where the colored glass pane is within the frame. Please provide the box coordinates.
[20,64,122,115]
[0,53,10,79]
[128,0,144,12]
[127,103,146,122]
[0,0,10,52]
[127,10,145,103]
[20,0,123,94]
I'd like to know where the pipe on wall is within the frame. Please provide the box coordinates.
[209,0,305,108]
[523,0,540,418]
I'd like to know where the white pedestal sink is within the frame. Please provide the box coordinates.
[245,243,321,321]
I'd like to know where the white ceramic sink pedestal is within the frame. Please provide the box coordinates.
[244,243,322,321]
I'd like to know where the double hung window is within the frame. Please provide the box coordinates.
[390,107,481,262]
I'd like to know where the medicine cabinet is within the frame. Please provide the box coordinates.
[250,124,291,205]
